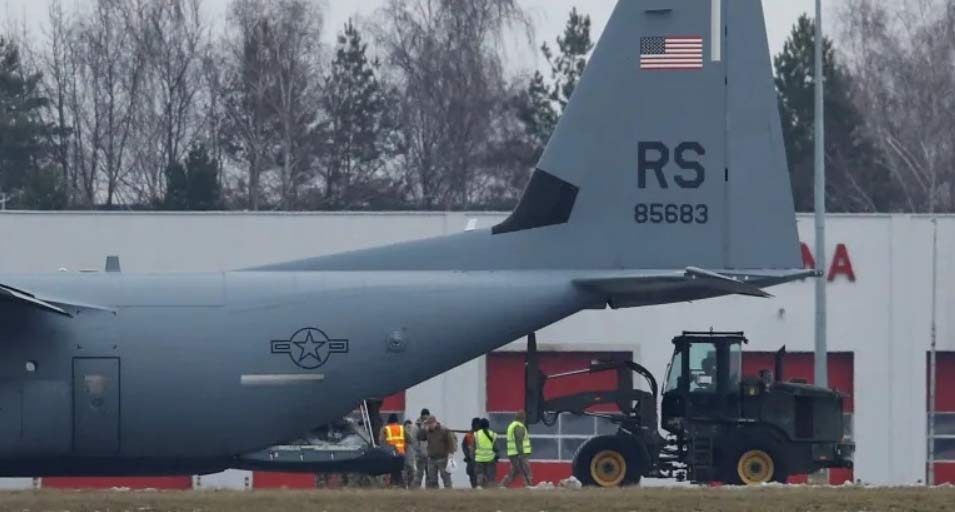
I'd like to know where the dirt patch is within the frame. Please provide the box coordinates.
[0,487,952,512]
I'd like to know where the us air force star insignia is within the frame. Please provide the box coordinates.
[271,328,349,370]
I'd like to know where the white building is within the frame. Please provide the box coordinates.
[0,211,951,488]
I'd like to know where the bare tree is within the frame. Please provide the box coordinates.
[262,0,323,210]
[124,0,209,205]
[374,0,531,210]
[39,1,80,205]
[199,49,228,196]
[841,0,955,212]
[221,0,274,210]
[36,0,101,207]
[34,0,213,208]
[220,0,323,211]
[48,0,149,208]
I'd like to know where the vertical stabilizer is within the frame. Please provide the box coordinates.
[257,0,804,274]
[724,1,801,269]
[496,0,802,270]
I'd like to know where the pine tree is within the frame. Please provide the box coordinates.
[543,8,593,111]
[185,145,222,211]
[0,37,60,208]
[20,167,68,210]
[164,145,221,211]
[774,15,893,213]
[163,162,189,210]
[314,21,398,210]
[515,8,594,164]
[515,71,558,159]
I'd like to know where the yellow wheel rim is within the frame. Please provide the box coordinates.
[590,450,627,487]
[737,449,775,485]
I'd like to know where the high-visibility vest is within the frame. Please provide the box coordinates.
[506,421,532,457]
[385,424,406,455]
[475,429,497,463]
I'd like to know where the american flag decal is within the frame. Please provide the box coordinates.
[640,36,704,70]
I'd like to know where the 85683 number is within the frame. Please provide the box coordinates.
[634,203,709,224]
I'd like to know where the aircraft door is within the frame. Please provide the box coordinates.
[72,358,120,455]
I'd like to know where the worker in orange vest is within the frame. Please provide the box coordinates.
[380,413,412,487]
[462,417,481,488]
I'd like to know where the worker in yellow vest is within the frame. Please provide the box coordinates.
[380,413,412,487]
[501,410,533,488]
[474,418,499,488]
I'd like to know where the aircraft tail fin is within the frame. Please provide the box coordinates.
[493,0,801,271]
[254,0,803,276]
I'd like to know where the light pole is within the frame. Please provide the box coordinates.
[814,0,828,390]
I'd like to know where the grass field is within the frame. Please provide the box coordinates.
[0,487,953,512]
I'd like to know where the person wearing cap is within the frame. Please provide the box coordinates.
[379,413,412,487]
[501,410,533,488]
[423,415,457,489]
[411,408,431,488]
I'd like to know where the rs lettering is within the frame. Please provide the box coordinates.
[637,141,706,189]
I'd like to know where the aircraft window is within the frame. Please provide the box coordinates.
[25,361,37,373]
[688,343,718,392]
[492,170,579,235]
[83,374,109,410]
[84,375,108,396]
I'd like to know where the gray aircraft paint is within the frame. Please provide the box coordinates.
[0,0,808,476]
[256,0,799,274]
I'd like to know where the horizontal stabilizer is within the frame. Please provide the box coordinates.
[0,284,72,317]
[0,283,114,318]
[574,268,816,309]
[685,267,773,298]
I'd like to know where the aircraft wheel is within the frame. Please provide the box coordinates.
[572,435,645,487]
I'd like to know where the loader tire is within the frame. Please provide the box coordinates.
[723,440,790,485]
[572,435,646,487]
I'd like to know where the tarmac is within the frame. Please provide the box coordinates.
[0,486,953,512]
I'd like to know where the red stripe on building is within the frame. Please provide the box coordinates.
[928,353,955,411]
[935,463,955,485]
[251,472,315,489]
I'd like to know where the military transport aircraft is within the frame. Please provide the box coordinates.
[0,0,813,476]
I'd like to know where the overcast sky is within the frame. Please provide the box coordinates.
[2,0,840,70]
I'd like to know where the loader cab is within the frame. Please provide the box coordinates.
[661,332,745,434]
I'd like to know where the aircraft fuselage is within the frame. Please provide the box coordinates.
[0,271,587,475]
